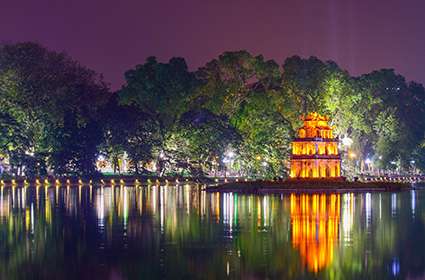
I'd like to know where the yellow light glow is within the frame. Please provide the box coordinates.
[291,193,340,272]
[290,113,341,179]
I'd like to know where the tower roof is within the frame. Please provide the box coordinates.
[302,112,329,122]
[296,112,335,139]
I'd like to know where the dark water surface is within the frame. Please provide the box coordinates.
[0,184,424,279]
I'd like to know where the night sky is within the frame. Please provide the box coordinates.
[2,0,425,90]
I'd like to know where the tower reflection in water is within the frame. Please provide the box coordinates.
[0,182,409,278]
[290,193,342,272]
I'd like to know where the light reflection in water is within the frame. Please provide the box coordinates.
[160,185,164,232]
[342,193,354,244]
[290,193,340,272]
[30,203,34,234]
[223,193,235,233]
[391,193,398,217]
[96,186,105,228]
[411,190,416,217]
[123,186,129,230]
[365,192,372,228]
[0,184,422,279]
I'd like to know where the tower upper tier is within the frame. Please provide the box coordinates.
[297,112,334,139]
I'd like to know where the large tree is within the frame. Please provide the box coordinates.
[356,69,425,170]
[190,51,293,178]
[0,42,109,176]
[193,51,282,118]
[101,96,161,175]
[164,109,241,176]
[117,56,200,175]
[119,56,199,128]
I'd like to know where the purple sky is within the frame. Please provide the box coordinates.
[2,0,425,90]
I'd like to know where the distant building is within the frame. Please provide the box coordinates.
[289,112,341,179]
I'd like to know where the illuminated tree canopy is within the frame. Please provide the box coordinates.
[0,43,424,177]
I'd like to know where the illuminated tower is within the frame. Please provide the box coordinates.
[289,112,341,179]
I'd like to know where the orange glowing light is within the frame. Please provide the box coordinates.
[290,193,340,272]
[289,112,341,179]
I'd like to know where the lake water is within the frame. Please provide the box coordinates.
[0,184,424,279]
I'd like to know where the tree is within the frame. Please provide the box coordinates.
[231,91,293,178]
[193,51,281,117]
[0,42,109,176]
[190,51,291,177]
[373,109,400,169]
[119,56,199,128]
[356,69,424,170]
[2,43,424,177]
[164,109,241,176]
[101,96,161,175]
[118,56,200,175]
[281,56,329,116]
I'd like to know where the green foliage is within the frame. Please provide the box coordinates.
[186,51,289,178]
[101,97,161,174]
[193,51,281,117]
[231,92,292,178]
[111,51,425,176]
[0,42,109,176]
[164,109,241,176]
[373,109,400,168]
[119,56,199,128]
[0,43,424,177]
[116,56,200,175]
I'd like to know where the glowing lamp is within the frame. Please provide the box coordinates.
[341,136,353,147]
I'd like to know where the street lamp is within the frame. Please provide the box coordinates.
[342,136,353,147]
[223,150,237,178]
[226,151,235,158]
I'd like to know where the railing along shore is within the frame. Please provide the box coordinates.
[0,175,422,188]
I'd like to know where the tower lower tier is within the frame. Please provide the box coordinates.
[290,158,341,179]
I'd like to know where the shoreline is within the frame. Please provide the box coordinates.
[0,175,212,187]
[206,180,416,194]
[0,176,422,193]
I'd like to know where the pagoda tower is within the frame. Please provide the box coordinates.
[289,112,341,179]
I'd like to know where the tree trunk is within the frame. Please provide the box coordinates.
[134,161,139,175]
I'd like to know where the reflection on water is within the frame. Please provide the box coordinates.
[0,184,424,279]
[290,193,340,272]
